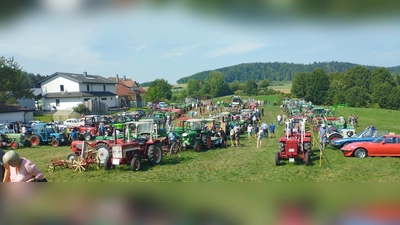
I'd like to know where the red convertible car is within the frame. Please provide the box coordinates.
[340,134,400,158]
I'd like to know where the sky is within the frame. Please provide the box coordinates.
[1,0,400,84]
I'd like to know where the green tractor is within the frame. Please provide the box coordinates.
[181,119,213,152]
[1,133,32,149]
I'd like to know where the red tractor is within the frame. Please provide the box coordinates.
[104,132,163,171]
[276,118,312,166]
[75,115,101,141]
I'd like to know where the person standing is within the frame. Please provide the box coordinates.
[218,127,226,148]
[277,114,282,126]
[318,124,327,150]
[261,122,268,138]
[256,129,263,148]
[269,122,276,138]
[235,128,240,147]
[247,124,253,139]
[230,127,235,147]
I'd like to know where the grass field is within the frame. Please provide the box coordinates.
[12,96,400,182]
[269,82,292,93]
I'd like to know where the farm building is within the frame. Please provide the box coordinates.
[108,75,147,108]
[0,104,33,123]
[38,72,117,111]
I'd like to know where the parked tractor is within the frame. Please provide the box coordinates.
[30,123,68,147]
[104,126,163,171]
[181,119,213,152]
[75,115,101,141]
[5,133,32,149]
[276,118,312,166]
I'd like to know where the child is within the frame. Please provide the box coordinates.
[247,124,253,139]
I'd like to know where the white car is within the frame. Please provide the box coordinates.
[63,118,82,127]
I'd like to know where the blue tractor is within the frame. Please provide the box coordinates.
[30,123,68,147]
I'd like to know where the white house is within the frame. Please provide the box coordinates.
[39,72,117,111]
[0,104,34,123]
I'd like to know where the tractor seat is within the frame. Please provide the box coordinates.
[138,138,147,147]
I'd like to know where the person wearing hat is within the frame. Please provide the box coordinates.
[318,124,327,150]
[2,150,46,182]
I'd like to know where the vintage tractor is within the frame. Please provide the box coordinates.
[276,118,312,166]
[181,119,213,152]
[30,123,68,147]
[75,115,101,141]
[5,133,32,149]
[104,127,163,171]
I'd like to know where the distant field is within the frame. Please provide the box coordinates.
[269,82,292,93]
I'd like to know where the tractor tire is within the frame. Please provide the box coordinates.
[52,139,60,147]
[305,152,311,166]
[104,154,112,170]
[24,139,32,148]
[84,133,92,141]
[130,157,141,171]
[148,144,163,165]
[67,153,76,164]
[30,135,41,146]
[328,133,343,142]
[275,152,280,166]
[10,141,19,149]
[202,134,212,150]
[95,143,110,165]
[194,141,201,152]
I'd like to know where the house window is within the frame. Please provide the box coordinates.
[111,97,113,100]
[84,98,90,101]
[103,85,106,91]
[101,97,107,100]
[60,85,64,92]
[87,84,90,91]
[56,99,60,106]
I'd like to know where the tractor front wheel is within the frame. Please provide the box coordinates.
[11,141,19,149]
[30,135,41,146]
[84,133,92,141]
[305,152,311,166]
[67,153,76,164]
[52,139,60,147]
[104,154,112,170]
[130,157,141,171]
[275,152,280,166]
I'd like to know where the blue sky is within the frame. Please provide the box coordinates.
[1,1,400,84]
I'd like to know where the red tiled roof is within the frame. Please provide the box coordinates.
[108,77,147,94]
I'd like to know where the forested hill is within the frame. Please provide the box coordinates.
[176,62,400,84]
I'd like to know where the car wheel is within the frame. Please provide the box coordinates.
[354,148,368,158]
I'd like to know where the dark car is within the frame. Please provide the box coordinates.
[330,128,387,149]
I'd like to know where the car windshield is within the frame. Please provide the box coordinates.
[372,136,385,143]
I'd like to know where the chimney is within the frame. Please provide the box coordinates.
[123,75,126,81]
[116,74,119,82]
[83,71,87,77]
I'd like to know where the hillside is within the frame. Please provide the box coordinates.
[176,61,400,84]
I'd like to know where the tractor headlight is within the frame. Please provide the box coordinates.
[182,133,188,137]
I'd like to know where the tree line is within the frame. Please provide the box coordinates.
[144,71,276,102]
[176,61,400,84]
[291,66,400,109]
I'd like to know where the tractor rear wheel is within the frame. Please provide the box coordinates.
[275,152,281,166]
[52,139,60,147]
[305,152,311,166]
[148,144,163,165]
[328,133,343,142]
[30,135,41,146]
[95,143,110,165]
[194,141,201,152]
[24,139,32,148]
[11,141,19,149]
[130,157,141,171]
[84,133,92,141]
[202,134,212,150]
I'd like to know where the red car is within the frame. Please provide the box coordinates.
[340,134,400,158]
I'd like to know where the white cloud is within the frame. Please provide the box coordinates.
[205,44,267,58]
[162,44,206,61]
